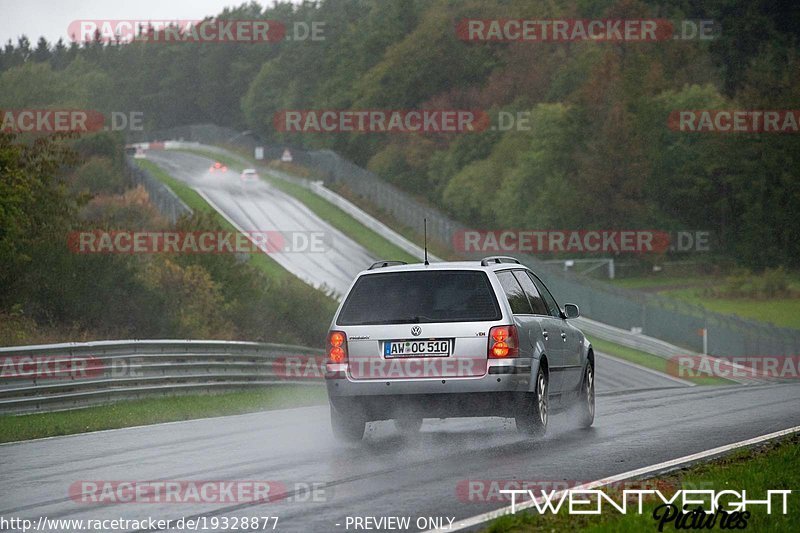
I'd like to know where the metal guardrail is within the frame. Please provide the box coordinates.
[575,317,696,359]
[0,340,324,415]
[0,327,774,417]
[572,317,770,385]
[126,158,193,224]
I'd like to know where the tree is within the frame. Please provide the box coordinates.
[32,37,50,62]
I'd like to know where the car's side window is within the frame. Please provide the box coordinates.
[512,270,549,316]
[528,272,561,318]
[496,271,533,315]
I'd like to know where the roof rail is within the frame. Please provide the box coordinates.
[368,260,408,270]
[480,256,521,266]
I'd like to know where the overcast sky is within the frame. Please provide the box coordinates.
[0,0,281,45]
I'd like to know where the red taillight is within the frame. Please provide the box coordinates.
[330,332,344,346]
[327,330,348,363]
[488,325,519,358]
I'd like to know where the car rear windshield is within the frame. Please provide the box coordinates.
[337,270,501,325]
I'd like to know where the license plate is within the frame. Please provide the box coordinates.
[383,339,451,358]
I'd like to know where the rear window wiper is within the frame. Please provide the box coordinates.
[341,315,440,325]
[384,315,438,324]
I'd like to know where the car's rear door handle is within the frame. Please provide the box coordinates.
[542,330,549,340]
[560,332,567,341]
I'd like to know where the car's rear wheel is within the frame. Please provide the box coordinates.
[515,365,548,437]
[577,361,595,427]
[330,406,365,442]
[393,417,423,435]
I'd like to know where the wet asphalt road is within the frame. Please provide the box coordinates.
[2,365,798,532]
[145,150,375,297]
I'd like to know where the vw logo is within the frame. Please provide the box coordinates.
[411,325,422,337]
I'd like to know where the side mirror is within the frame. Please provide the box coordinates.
[563,303,580,319]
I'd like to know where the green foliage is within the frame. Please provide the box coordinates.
[70,156,125,195]
[710,267,793,299]
[0,132,335,346]
[1,0,799,271]
[0,133,76,303]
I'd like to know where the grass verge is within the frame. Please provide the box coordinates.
[176,147,419,264]
[587,336,734,386]
[0,386,327,444]
[607,276,710,290]
[268,176,419,264]
[609,275,800,330]
[328,182,460,261]
[484,433,800,532]
[136,158,209,213]
[667,289,800,331]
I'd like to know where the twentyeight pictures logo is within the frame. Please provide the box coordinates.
[498,488,791,530]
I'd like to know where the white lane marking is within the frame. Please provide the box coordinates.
[425,424,800,532]
[597,351,697,387]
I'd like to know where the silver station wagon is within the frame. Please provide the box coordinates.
[325,257,595,441]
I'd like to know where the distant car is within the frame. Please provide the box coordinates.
[209,162,228,173]
[240,168,259,182]
[325,256,594,442]
[133,147,146,159]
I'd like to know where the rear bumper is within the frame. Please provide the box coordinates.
[326,358,536,420]
[329,391,534,420]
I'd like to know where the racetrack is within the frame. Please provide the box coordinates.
[3,364,798,532]
[21,148,787,532]
[145,150,375,296]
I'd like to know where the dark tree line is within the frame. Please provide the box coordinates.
[1,0,798,268]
